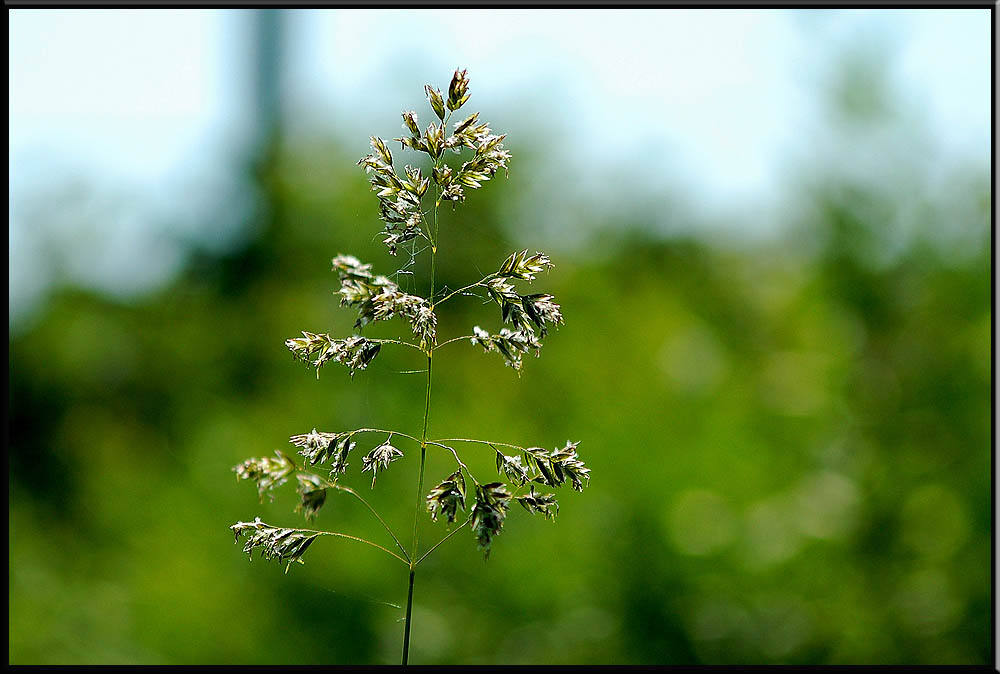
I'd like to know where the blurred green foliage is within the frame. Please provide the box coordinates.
[9,100,990,664]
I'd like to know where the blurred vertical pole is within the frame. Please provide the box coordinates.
[251,9,285,161]
[216,8,286,293]
[249,7,285,230]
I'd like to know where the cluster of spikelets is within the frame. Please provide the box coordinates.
[286,247,565,376]
[357,69,512,255]
[231,69,589,569]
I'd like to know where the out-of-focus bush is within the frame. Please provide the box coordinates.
[9,121,989,663]
[9,29,990,660]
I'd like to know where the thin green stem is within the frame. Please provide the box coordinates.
[415,519,470,566]
[431,272,496,309]
[402,568,415,661]
[402,300,431,667]
[411,358,432,558]
[427,441,480,486]
[432,335,475,352]
[367,338,424,352]
[283,452,411,562]
[418,217,434,248]
[326,483,410,561]
[331,428,422,445]
[305,529,409,565]
[402,110,456,666]
[433,437,528,452]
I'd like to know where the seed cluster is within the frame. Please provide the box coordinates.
[231,69,589,573]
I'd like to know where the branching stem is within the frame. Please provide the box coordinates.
[433,437,528,452]
[300,528,409,565]
[432,335,476,351]
[367,338,424,352]
[432,273,497,309]
[235,71,572,669]
[326,483,410,561]
[426,441,480,486]
[284,452,410,561]
[403,110,451,666]
[335,428,422,444]
[415,519,470,566]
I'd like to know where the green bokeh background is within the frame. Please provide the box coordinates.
[8,22,991,665]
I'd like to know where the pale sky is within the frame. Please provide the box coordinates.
[8,9,991,327]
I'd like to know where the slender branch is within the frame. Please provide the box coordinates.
[417,212,434,247]
[427,441,480,486]
[300,528,409,565]
[332,428,423,445]
[281,452,411,562]
[432,335,475,352]
[327,483,410,561]
[415,519,470,566]
[402,568,415,660]
[431,273,496,309]
[367,338,424,352]
[432,437,528,452]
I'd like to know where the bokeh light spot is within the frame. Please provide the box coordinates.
[668,489,737,557]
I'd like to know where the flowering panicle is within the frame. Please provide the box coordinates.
[330,254,374,279]
[285,331,381,378]
[232,71,588,663]
[357,137,426,255]
[497,249,554,282]
[401,110,420,136]
[471,482,512,559]
[496,449,531,486]
[426,469,467,524]
[425,84,446,121]
[368,287,437,350]
[233,450,329,522]
[521,293,563,334]
[234,450,295,500]
[332,256,437,349]
[447,68,471,111]
[391,72,508,205]
[522,441,591,492]
[361,438,404,488]
[516,486,559,521]
[469,325,542,373]
[295,473,328,522]
[435,125,511,203]
[485,278,563,338]
[410,305,438,351]
[289,428,355,476]
[231,517,321,572]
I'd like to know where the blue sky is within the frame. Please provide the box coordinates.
[8,9,991,327]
